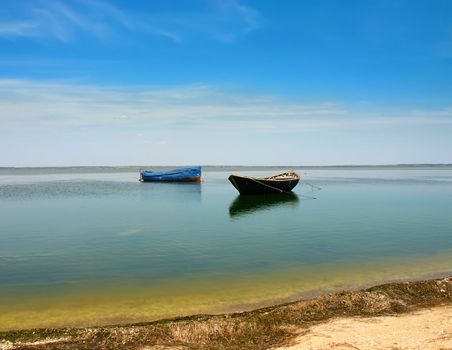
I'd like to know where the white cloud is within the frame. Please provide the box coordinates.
[1,80,452,133]
[0,0,260,43]
[0,80,342,129]
[212,0,260,34]
[0,21,39,37]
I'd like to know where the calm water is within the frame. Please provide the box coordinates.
[0,166,451,330]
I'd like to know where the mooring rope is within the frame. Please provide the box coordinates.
[298,193,317,200]
[243,173,319,197]
[248,177,287,193]
[304,181,322,191]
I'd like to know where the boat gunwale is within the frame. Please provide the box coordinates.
[229,172,300,182]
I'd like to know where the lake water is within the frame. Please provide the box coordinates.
[0,166,451,330]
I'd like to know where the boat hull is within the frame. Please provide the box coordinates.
[228,174,299,195]
[140,167,202,182]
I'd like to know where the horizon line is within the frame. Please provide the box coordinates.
[1,163,452,169]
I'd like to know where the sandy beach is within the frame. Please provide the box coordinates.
[275,305,451,350]
[1,276,450,350]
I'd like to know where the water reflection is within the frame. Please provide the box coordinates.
[139,181,202,192]
[229,193,299,219]
[139,181,202,202]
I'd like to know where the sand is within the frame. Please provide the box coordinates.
[275,305,451,350]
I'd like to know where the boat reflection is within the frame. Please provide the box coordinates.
[229,192,299,219]
[139,181,202,202]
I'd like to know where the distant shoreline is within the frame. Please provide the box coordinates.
[1,163,452,171]
[1,276,450,350]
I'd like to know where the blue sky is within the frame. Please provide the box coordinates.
[1,0,451,166]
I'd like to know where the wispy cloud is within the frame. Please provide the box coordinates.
[0,21,39,37]
[216,0,260,33]
[1,79,452,132]
[0,1,123,42]
[0,0,261,44]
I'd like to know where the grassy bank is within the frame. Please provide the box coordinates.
[1,276,450,350]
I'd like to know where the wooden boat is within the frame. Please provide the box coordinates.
[140,166,201,182]
[228,171,300,195]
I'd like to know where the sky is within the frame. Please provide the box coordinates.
[0,0,451,166]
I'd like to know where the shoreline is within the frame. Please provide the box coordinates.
[219,270,452,314]
[1,275,450,350]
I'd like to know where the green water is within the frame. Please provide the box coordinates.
[0,166,451,330]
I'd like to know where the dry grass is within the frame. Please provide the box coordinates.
[1,276,450,350]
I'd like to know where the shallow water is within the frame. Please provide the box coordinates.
[0,166,451,330]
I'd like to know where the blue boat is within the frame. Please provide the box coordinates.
[140,166,202,182]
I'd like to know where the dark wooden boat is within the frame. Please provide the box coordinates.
[228,171,300,195]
